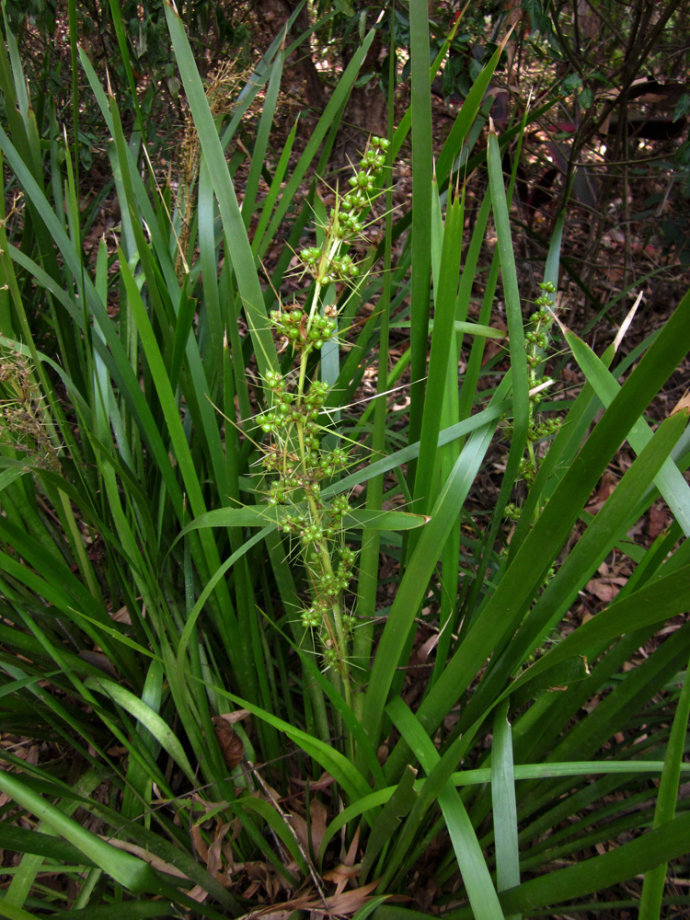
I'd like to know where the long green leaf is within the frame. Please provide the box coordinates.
[393,291,690,762]
[413,190,463,513]
[407,0,434,451]
[487,125,529,518]
[563,324,690,534]
[639,658,690,916]
[164,0,277,376]
[0,773,172,896]
[492,701,520,917]
[85,677,195,783]
[499,812,690,913]
[388,699,505,920]
[362,406,501,750]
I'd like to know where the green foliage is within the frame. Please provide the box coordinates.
[0,2,688,918]
[1,0,245,159]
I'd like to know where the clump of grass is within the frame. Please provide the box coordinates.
[0,4,689,918]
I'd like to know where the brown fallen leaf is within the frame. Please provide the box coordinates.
[586,470,617,513]
[671,390,690,416]
[238,879,381,919]
[213,715,244,770]
[648,503,670,540]
[207,821,233,878]
[291,771,336,791]
[309,798,328,855]
[322,862,360,896]
[100,836,190,879]
[290,797,329,858]
[586,576,627,603]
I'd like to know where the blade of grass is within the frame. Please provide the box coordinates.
[492,701,520,919]
[386,290,690,771]
[436,37,509,183]
[0,772,176,897]
[498,811,690,915]
[214,690,371,803]
[360,765,419,881]
[85,676,195,783]
[4,768,104,910]
[362,399,504,752]
[462,405,690,728]
[413,188,463,514]
[511,562,690,697]
[487,123,529,521]
[121,659,163,825]
[406,0,434,457]
[164,0,277,376]
[353,43,395,680]
[639,659,690,917]
[241,44,284,227]
[561,323,690,534]
[388,698,505,920]
[249,24,377,263]
[0,900,40,920]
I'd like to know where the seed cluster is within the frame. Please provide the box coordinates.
[0,350,60,472]
[505,282,564,522]
[257,138,388,682]
[268,305,338,353]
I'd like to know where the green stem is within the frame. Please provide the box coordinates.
[307,236,341,328]
[300,424,353,705]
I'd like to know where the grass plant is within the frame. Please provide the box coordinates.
[0,1,688,917]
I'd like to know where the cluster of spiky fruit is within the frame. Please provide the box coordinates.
[519,282,563,482]
[259,374,347,481]
[268,304,338,353]
[505,283,564,521]
[255,138,389,683]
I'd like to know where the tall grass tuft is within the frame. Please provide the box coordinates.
[0,2,688,918]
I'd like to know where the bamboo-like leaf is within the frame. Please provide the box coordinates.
[242,47,284,226]
[639,660,690,916]
[563,324,690,534]
[177,505,429,539]
[388,699,505,920]
[0,773,172,896]
[122,659,164,825]
[492,701,520,917]
[407,0,434,450]
[389,292,690,765]
[362,404,502,749]
[251,28,376,261]
[86,677,195,783]
[360,765,418,880]
[499,812,690,914]
[49,905,174,920]
[213,691,371,803]
[487,124,529,517]
[461,404,690,727]
[5,769,104,910]
[326,401,509,498]
[414,190,464,514]
[0,899,40,920]
[512,568,690,699]
[436,38,507,183]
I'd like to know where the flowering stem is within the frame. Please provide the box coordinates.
[257,137,389,748]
